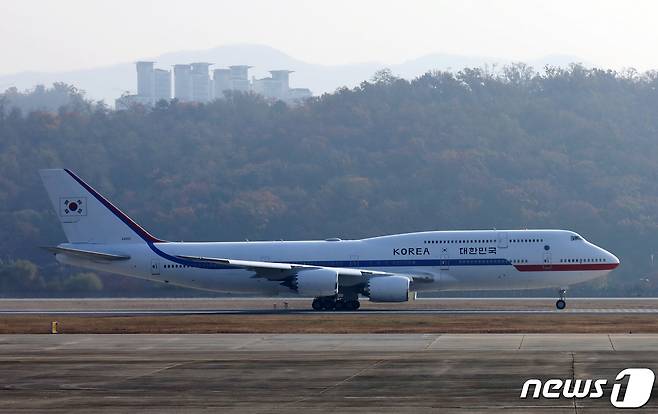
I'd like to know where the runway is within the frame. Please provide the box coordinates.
[2,334,658,413]
[1,297,658,316]
[2,307,658,315]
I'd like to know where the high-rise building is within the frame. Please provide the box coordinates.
[251,77,279,99]
[252,70,292,99]
[190,62,212,102]
[136,61,155,99]
[252,70,310,102]
[213,69,231,99]
[269,70,292,88]
[153,69,171,101]
[173,64,192,102]
[116,61,167,109]
[229,65,252,92]
[117,60,312,109]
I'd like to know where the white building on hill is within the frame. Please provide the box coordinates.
[116,61,312,109]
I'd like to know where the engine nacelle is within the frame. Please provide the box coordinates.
[295,268,338,297]
[368,276,412,302]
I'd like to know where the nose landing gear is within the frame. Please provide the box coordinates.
[555,288,567,310]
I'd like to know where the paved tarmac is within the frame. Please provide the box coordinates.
[2,298,658,316]
[1,308,657,315]
[1,334,658,413]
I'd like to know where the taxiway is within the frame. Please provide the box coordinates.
[1,334,657,413]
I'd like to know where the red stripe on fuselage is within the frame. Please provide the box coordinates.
[514,263,619,272]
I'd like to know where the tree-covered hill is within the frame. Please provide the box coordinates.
[2,64,658,296]
[1,82,93,115]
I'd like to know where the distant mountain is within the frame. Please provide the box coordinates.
[0,44,588,104]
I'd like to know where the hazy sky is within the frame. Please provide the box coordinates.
[2,0,658,75]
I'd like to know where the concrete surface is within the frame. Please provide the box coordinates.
[3,333,658,352]
[1,334,658,412]
[2,297,658,315]
[3,308,658,315]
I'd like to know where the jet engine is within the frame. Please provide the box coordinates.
[295,268,338,297]
[367,276,412,302]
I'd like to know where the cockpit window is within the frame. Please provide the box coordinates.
[571,235,582,241]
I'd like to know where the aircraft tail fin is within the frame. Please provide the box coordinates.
[39,169,163,244]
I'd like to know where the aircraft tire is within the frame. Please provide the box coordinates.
[320,297,336,311]
[556,299,566,310]
[343,300,360,311]
[312,298,322,311]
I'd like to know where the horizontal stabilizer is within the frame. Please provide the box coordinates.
[41,246,130,261]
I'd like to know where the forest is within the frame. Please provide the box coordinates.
[2,63,658,297]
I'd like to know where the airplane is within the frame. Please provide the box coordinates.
[39,168,620,311]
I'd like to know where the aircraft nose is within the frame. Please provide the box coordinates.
[605,249,620,269]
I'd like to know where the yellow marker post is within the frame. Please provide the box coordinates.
[51,321,58,334]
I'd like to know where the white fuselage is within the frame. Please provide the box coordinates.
[56,229,619,295]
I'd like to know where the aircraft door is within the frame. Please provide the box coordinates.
[151,259,160,276]
[497,232,508,248]
[440,254,449,270]
[543,253,552,270]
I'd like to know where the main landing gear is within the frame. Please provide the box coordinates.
[556,288,567,310]
[312,296,360,311]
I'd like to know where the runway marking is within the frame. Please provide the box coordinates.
[424,334,442,350]
[343,396,416,399]
[231,336,266,350]
[59,384,98,390]
[323,359,388,394]
[43,337,91,351]
[608,334,616,351]
[284,359,388,407]
[113,360,197,385]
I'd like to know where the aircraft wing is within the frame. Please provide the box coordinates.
[41,246,131,261]
[176,254,396,280]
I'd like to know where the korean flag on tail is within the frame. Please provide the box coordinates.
[60,197,87,216]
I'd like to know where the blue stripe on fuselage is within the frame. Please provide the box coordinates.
[148,249,512,270]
